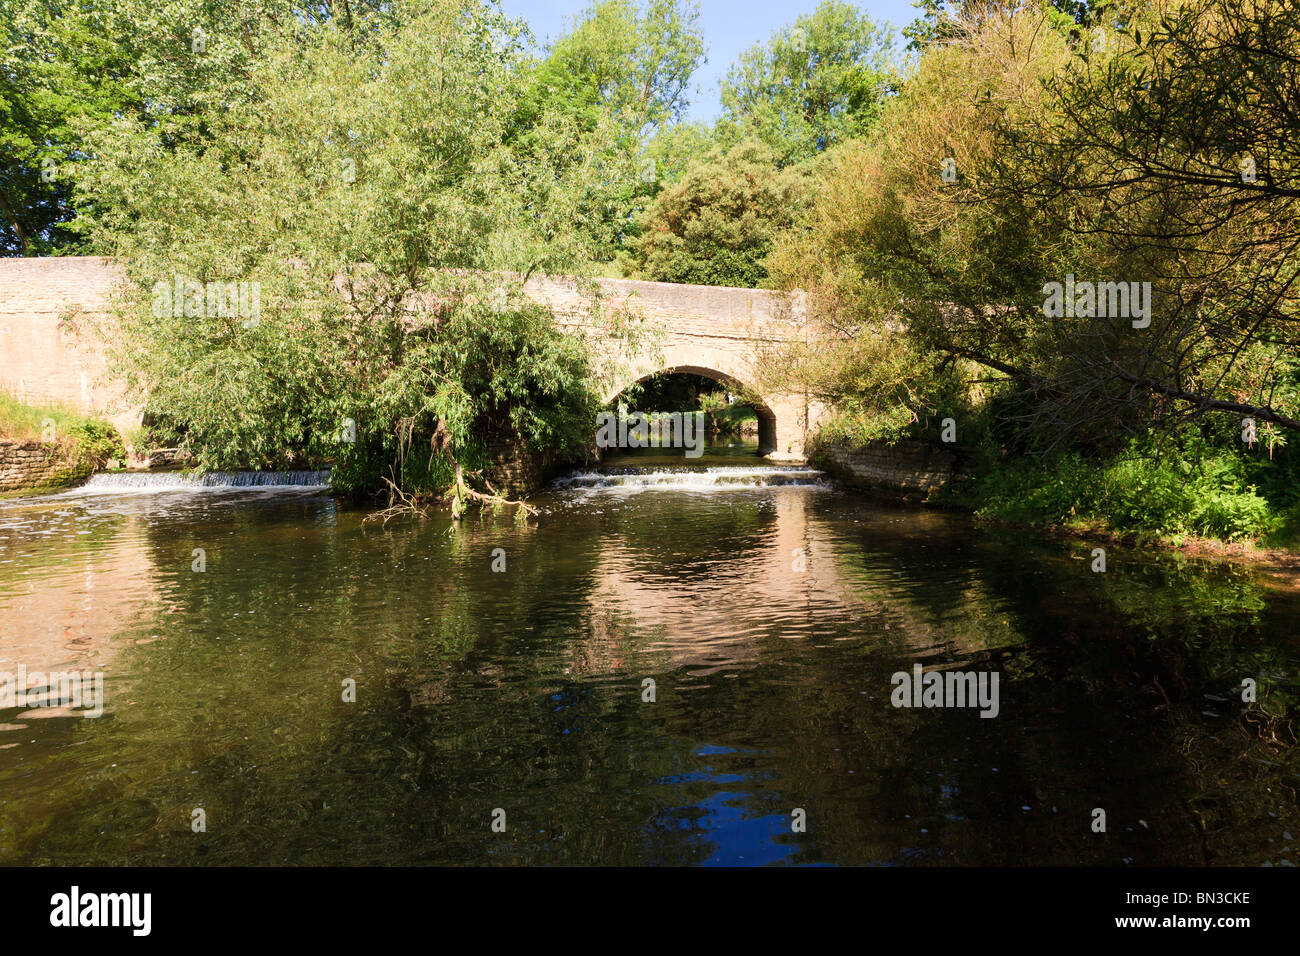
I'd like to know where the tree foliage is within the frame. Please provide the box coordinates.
[763,0,1300,453]
[76,0,652,491]
[718,0,899,167]
[623,138,809,287]
[0,0,394,255]
[509,0,705,262]
[990,0,1300,440]
[514,0,703,143]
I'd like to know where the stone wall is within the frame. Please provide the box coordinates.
[0,439,89,493]
[0,257,142,437]
[814,439,970,502]
[483,438,564,499]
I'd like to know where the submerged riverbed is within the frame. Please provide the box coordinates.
[0,444,1297,865]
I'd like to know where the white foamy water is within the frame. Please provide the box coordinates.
[65,470,332,493]
[552,465,826,493]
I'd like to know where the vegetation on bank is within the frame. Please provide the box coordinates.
[0,392,125,491]
[751,0,1300,555]
[817,417,1300,554]
[703,400,759,440]
[939,433,1300,552]
[618,372,760,440]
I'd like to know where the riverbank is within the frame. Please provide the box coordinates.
[967,513,1300,590]
[946,435,1300,581]
[0,394,126,495]
[0,424,119,495]
[813,433,1300,586]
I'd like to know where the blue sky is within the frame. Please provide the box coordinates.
[497,0,921,122]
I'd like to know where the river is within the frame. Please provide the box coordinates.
[0,443,1297,865]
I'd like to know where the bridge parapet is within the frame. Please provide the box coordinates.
[526,275,801,336]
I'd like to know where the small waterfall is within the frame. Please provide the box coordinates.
[78,470,331,492]
[553,464,825,492]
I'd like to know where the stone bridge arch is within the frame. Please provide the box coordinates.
[525,275,821,459]
[604,364,779,454]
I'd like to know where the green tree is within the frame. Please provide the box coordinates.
[515,0,703,143]
[622,138,809,288]
[901,0,963,52]
[640,120,714,186]
[904,0,1103,52]
[717,0,899,168]
[0,0,131,254]
[0,0,392,256]
[75,0,650,498]
[509,0,705,261]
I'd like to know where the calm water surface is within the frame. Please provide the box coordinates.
[1,444,1297,865]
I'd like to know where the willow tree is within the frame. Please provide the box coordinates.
[76,0,652,500]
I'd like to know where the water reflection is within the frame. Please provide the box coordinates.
[0,453,1296,865]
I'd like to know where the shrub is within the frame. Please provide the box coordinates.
[964,431,1276,543]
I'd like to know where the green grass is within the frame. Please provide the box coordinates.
[0,392,98,443]
[0,392,126,490]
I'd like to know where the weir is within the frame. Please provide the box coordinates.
[76,470,331,491]
[552,463,826,491]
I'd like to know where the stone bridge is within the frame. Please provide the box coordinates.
[0,257,823,458]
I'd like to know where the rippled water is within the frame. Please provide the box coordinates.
[0,443,1297,865]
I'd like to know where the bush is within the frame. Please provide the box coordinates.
[0,392,125,491]
[963,431,1276,543]
[69,420,126,466]
[622,138,808,287]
